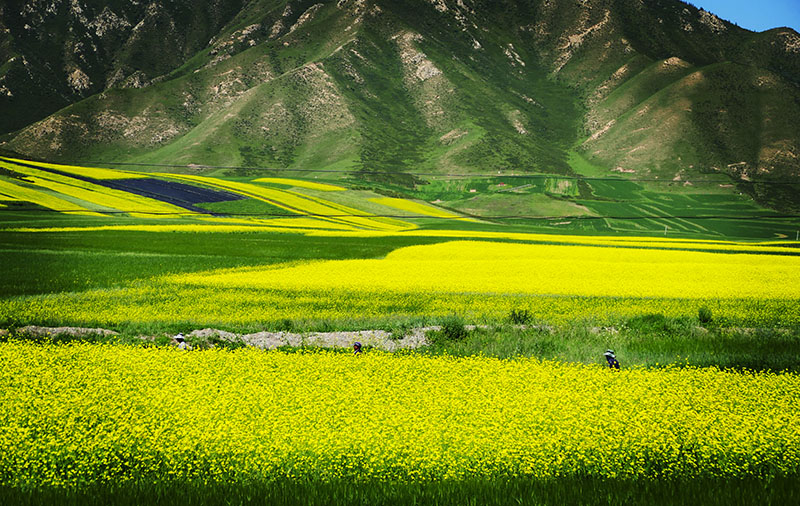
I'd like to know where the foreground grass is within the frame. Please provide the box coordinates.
[2,476,798,506]
[423,319,800,372]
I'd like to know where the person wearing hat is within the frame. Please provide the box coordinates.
[604,349,620,370]
[353,342,362,355]
[175,332,188,350]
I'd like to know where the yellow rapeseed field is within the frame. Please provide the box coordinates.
[19,175,190,218]
[173,241,800,300]
[0,178,101,215]
[164,174,411,232]
[254,177,346,191]
[369,197,471,220]
[0,160,191,217]
[0,156,146,180]
[0,343,797,489]
[1,239,797,327]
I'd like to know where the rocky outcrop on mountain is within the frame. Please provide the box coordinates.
[0,0,248,134]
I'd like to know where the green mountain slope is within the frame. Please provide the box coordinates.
[1,0,799,212]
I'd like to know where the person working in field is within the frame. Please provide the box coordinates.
[604,349,620,370]
[175,332,190,350]
[353,342,362,355]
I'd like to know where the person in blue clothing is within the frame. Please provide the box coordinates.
[353,342,363,355]
[604,349,620,369]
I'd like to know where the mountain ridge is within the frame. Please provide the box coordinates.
[1,0,799,210]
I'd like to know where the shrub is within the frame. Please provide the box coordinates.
[441,316,468,341]
[276,318,295,332]
[698,306,713,325]
[387,321,413,340]
[509,309,532,325]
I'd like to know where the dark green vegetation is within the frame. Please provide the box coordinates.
[1,476,798,506]
[2,0,799,213]
[423,317,800,373]
[0,222,446,297]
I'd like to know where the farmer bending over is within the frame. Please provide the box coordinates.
[604,349,620,370]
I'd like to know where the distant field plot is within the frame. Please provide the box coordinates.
[100,177,244,212]
[253,177,345,191]
[0,178,100,215]
[0,159,205,216]
[575,179,786,238]
[3,237,798,330]
[2,158,248,214]
[391,173,798,240]
[0,156,147,180]
[164,174,412,231]
[2,157,796,240]
[369,197,469,220]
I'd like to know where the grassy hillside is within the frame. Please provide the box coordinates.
[1,0,799,212]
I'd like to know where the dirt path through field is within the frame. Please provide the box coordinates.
[7,325,435,351]
[189,327,432,350]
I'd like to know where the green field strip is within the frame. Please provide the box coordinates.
[195,198,296,216]
[629,204,703,234]
[0,178,100,215]
[628,204,692,233]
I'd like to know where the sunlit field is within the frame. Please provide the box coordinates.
[3,238,799,330]
[1,343,798,505]
[2,157,800,504]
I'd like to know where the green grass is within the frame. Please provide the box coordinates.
[0,227,447,297]
[195,198,295,216]
[1,476,797,506]
[423,319,800,373]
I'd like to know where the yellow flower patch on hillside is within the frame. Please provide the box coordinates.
[254,177,345,191]
[165,174,412,232]
[0,178,101,215]
[0,157,146,179]
[369,197,471,220]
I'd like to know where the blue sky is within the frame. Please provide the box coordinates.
[691,1,800,32]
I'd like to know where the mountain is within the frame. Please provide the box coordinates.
[1,0,799,210]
